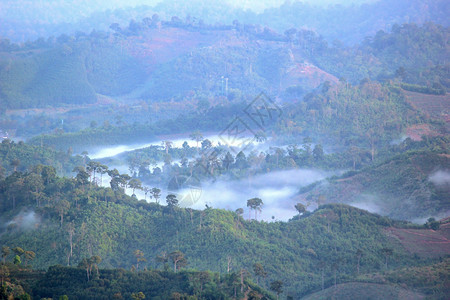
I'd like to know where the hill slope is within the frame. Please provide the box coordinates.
[297,150,450,221]
[0,165,443,298]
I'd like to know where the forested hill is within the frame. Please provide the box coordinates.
[1,19,448,111]
[1,0,448,44]
[0,166,448,298]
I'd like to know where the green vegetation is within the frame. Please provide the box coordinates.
[0,139,83,176]
[0,167,445,298]
[299,146,450,221]
[0,4,448,299]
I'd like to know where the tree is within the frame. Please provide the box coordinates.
[201,139,212,152]
[134,250,146,271]
[0,265,8,285]
[253,263,267,285]
[24,251,35,266]
[98,164,109,186]
[66,223,75,266]
[150,188,161,204]
[318,261,326,290]
[161,140,173,155]
[86,161,101,185]
[169,251,187,272]
[190,131,203,152]
[12,247,24,257]
[166,194,178,207]
[11,159,20,172]
[313,144,324,161]
[131,292,145,300]
[425,217,440,230]
[1,246,10,264]
[235,208,244,216]
[143,187,150,201]
[381,248,393,269]
[13,255,21,265]
[295,203,306,216]
[55,199,71,228]
[128,178,143,197]
[254,132,267,143]
[248,290,261,300]
[24,173,44,207]
[78,258,90,281]
[270,280,283,300]
[73,166,90,189]
[156,251,168,270]
[222,152,234,170]
[90,255,102,278]
[331,258,342,288]
[247,198,263,220]
[356,249,363,275]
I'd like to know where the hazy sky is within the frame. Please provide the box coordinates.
[0,0,379,23]
[98,0,378,11]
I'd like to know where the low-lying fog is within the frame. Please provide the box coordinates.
[88,133,337,221]
[130,169,333,221]
[87,133,267,159]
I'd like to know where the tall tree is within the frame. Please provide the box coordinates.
[131,292,145,300]
[55,199,71,228]
[134,250,146,271]
[161,140,173,155]
[253,263,267,285]
[166,194,178,207]
[190,131,204,153]
[150,188,161,204]
[1,246,10,264]
[0,265,9,285]
[169,251,187,273]
[247,198,263,220]
[381,248,393,269]
[356,249,363,275]
[24,250,35,266]
[128,178,143,197]
[270,280,283,300]
[156,251,168,270]
[295,203,306,216]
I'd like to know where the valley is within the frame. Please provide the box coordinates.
[0,1,448,299]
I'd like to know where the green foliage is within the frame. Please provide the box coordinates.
[0,139,83,176]
[0,166,429,298]
[300,148,450,221]
[27,266,271,300]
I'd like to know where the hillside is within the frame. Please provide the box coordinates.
[1,167,445,298]
[0,23,337,110]
[297,150,450,221]
[2,20,447,112]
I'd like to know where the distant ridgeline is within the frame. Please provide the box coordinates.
[0,18,447,111]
